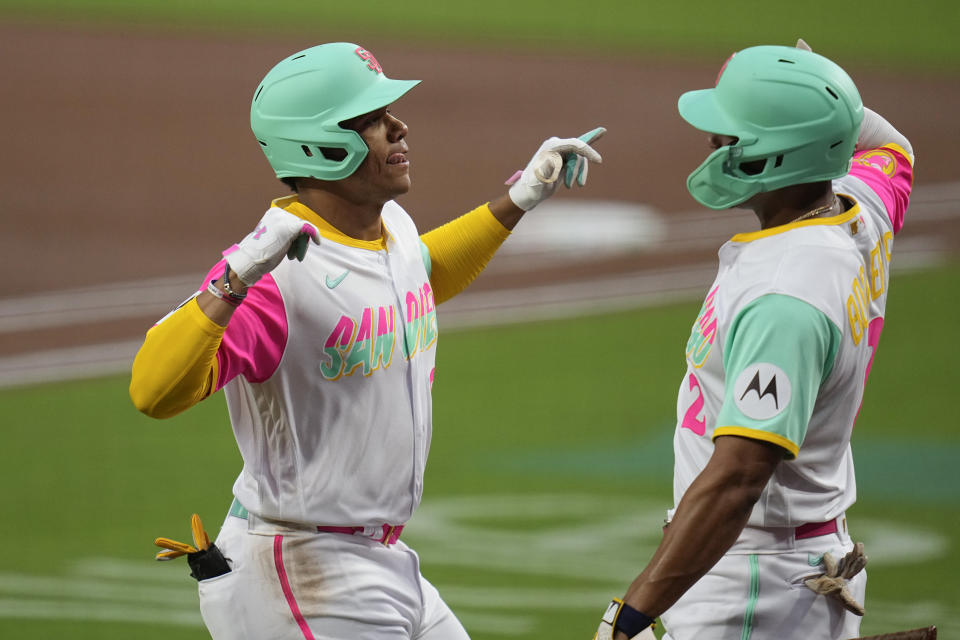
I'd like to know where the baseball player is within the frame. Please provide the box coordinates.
[591,42,914,640]
[129,42,603,639]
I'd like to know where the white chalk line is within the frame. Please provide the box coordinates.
[0,183,957,389]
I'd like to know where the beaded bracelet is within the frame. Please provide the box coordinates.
[222,263,247,301]
[206,279,242,307]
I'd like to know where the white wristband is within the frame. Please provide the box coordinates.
[206,279,241,307]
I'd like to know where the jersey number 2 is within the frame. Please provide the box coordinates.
[680,318,884,436]
[681,373,706,436]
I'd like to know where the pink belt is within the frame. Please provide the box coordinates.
[795,518,840,540]
[316,524,404,545]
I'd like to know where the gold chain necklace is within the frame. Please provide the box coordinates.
[794,197,838,223]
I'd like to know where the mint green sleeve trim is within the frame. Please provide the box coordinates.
[715,294,841,458]
[419,239,432,278]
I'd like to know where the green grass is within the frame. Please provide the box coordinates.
[1,261,957,639]
[1,0,959,71]
[0,2,955,636]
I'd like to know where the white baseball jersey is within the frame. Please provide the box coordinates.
[672,145,913,528]
[205,196,438,527]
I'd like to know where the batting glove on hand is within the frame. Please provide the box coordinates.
[506,127,604,212]
[803,542,868,616]
[593,599,656,640]
[226,208,321,286]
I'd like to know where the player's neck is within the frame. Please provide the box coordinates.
[750,182,836,230]
[296,185,386,242]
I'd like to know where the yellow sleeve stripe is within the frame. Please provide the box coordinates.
[713,426,800,458]
[882,143,914,167]
[420,203,511,304]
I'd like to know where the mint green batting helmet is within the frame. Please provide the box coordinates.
[678,45,863,210]
[251,43,420,181]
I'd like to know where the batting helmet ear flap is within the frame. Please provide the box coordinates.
[687,146,764,210]
[256,122,369,180]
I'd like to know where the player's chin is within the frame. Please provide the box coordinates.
[390,172,412,195]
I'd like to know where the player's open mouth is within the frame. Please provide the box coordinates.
[387,153,408,165]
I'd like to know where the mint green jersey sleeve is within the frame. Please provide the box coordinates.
[713,294,841,458]
[419,239,432,279]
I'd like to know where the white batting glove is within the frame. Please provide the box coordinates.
[593,599,656,640]
[507,127,604,211]
[226,208,321,286]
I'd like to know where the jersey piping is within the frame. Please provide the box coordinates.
[731,207,859,244]
[275,195,391,251]
[712,426,800,458]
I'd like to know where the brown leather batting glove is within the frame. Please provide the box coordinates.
[803,542,868,616]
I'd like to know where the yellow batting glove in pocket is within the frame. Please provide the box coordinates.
[153,513,231,581]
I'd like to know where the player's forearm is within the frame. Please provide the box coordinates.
[620,472,758,621]
[129,298,224,419]
[194,267,250,325]
[488,193,525,230]
[617,437,781,630]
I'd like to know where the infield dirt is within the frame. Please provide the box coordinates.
[2,24,958,359]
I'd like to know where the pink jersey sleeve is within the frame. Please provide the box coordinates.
[848,145,914,235]
[201,256,288,390]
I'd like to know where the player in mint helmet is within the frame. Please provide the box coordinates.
[130,42,604,639]
[679,44,864,212]
[250,43,421,182]
[590,42,914,640]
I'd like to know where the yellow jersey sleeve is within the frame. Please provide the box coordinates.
[420,203,511,304]
[129,297,223,419]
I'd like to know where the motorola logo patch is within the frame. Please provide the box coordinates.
[733,363,792,420]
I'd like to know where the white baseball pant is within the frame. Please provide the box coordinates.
[661,519,866,640]
[198,511,469,640]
